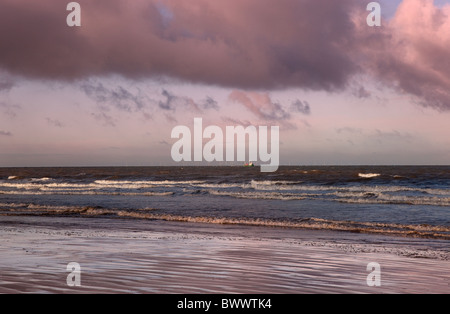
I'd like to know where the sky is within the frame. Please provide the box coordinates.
[0,0,449,167]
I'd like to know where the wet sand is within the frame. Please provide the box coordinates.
[0,216,449,294]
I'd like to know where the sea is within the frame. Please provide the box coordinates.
[0,166,449,240]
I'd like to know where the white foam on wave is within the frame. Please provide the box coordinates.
[358,173,381,178]
[194,182,246,189]
[0,190,174,197]
[0,179,206,191]
[250,180,303,186]
[337,194,450,206]
[247,182,450,197]
[114,213,450,240]
[1,177,448,206]
[1,178,447,194]
[2,202,449,240]
[30,177,52,182]
[208,190,308,200]
[207,188,450,206]
[0,202,31,208]
[250,180,318,191]
[94,179,205,186]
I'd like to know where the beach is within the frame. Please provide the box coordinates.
[1,215,448,294]
[0,166,449,294]
[2,0,450,297]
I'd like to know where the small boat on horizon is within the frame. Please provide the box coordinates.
[244,162,255,167]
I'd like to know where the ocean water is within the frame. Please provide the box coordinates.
[0,166,449,239]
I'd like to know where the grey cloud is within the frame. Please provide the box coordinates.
[91,112,116,127]
[164,113,178,123]
[0,79,14,92]
[0,102,21,118]
[258,103,290,121]
[371,129,413,142]
[336,127,363,134]
[159,89,201,112]
[221,117,253,127]
[222,115,297,131]
[159,89,175,111]
[81,81,154,126]
[81,82,149,113]
[46,118,64,128]
[0,0,448,111]
[0,0,363,91]
[290,100,311,115]
[298,119,311,128]
[228,90,290,121]
[202,96,219,110]
[352,86,371,99]
[0,130,12,136]
[336,127,414,145]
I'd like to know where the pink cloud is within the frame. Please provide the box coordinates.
[228,90,290,121]
[363,0,450,110]
[0,0,448,110]
[0,0,362,90]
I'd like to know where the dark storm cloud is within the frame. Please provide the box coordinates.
[0,0,449,110]
[0,0,361,90]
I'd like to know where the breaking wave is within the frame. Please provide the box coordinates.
[1,203,449,240]
[358,173,381,178]
[0,177,449,206]
[207,190,309,200]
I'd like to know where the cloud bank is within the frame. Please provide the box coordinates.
[0,0,449,109]
[367,0,450,110]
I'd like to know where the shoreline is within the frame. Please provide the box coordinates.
[1,216,449,294]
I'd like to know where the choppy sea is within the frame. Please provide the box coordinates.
[0,166,449,240]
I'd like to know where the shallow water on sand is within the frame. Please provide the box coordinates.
[0,216,449,293]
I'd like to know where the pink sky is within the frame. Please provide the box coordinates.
[0,0,449,166]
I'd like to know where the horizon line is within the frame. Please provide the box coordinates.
[0,164,449,168]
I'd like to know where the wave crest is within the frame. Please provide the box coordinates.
[2,203,448,240]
